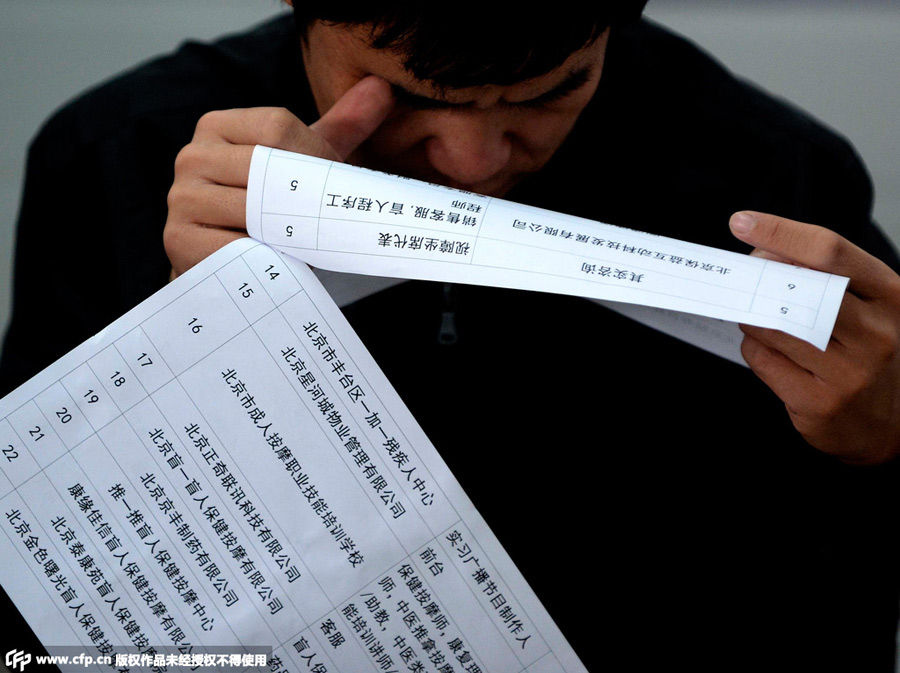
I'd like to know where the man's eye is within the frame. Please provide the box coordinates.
[511,68,593,110]
[392,86,451,110]
[512,88,570,109]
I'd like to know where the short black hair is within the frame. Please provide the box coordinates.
[292,4,648,88]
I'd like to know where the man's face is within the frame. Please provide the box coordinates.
[301,21,609,197]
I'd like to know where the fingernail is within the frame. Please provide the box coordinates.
[730,212,756,235]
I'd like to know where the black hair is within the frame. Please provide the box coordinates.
[292,4,648,88]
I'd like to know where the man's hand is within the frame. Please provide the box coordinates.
[164,75,395,277]
[730,210,900,465]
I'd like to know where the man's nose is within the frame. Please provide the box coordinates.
[424,111,511,187]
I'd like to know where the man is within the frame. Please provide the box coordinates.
[3,3,900,670]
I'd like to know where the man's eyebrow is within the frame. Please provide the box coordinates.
[391,64,594,110]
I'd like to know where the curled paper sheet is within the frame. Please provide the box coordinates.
[247,145,849,353]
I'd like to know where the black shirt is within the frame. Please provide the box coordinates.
[3,13,899,672]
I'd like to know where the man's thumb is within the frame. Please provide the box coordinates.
[310,75,395,161]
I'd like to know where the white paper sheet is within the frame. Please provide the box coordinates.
[247,145,849,352]
[0,144,851,672]
[595,300,749,366]
[0,239,581,672]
